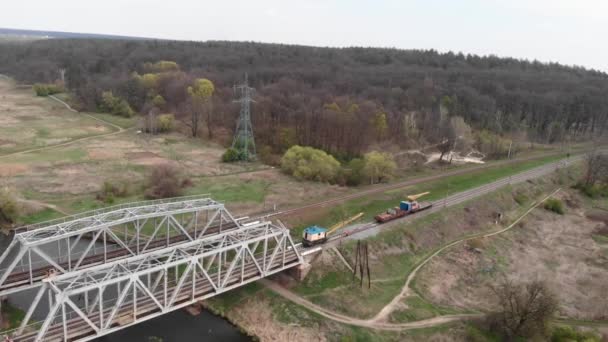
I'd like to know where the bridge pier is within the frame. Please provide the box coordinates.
[291,261,312,281]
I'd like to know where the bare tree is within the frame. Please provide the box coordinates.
[489,279,558,340]
[584,151,608,186]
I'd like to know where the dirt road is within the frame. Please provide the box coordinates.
[260,279,482,331]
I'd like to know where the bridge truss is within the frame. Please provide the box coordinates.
[11,221,302,342]
[0,195,241,295]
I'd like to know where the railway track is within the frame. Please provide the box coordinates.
[13,251,300,342]
[263,152,574,219]
[0,222,240,293]
[321,155,580,245]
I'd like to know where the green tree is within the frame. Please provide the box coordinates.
[139,73,160,92]
[156,114,175,132]
[372,112,388,140]
[152,95,166,109]
[101,91,134,117]
[344,158,365,185]
[187,78,215,138]
[281,145,340,182]
[362,151,396,184]
[347,103,360,114]
[143,60,180,73]
[323,102,341,112]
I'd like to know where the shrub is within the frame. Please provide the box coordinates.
[513,192,528,205]
[222,148,241,162]
[96,180,131,204]
[551,326,600,342]
[156,114,175,132]
[573,182,608,198]
[280,145,340,182]
[544,198,565,215]
[145,164,185,199]
[33,83,63,97]
[258,145,281,165]
[33,84,49,96]
[0,188,19,227]
[468,237,485,250]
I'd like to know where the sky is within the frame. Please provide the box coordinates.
[2,0,607,72]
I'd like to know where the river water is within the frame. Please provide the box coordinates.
[0,234,251,342]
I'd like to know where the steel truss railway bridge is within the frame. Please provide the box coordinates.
[0,195,305,341]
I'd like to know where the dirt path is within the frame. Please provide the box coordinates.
[48,95,125,131]
[260,279,482,331]
[0,90,130,160]
[263,188,561,332]
[370,188,561,323]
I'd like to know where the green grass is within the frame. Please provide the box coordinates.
[389,295,462,323]
[6,148,87,164]
[465,324,502,342]
[592,234,608,245]
[513,192,528,205]
[19,208,63,225]
[295,270,354,296]
[0,301,25,332]
[205,282,263,316]
[185,178,270,203]
[88,112,136,129]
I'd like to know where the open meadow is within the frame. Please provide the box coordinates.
[0,78,351,225]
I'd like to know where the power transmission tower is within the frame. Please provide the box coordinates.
[232,74,256,160]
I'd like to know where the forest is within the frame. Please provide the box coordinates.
[1,39,607,159]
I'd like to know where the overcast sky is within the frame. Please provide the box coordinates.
[3,0,607,72]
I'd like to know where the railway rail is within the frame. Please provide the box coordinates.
[9,221,302,341]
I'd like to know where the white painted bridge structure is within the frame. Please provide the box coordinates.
[0,195,304,341]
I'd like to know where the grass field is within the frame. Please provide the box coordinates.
[0,79,120,155]
[0,78,353,227]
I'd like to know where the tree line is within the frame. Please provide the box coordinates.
[0,39,607,159]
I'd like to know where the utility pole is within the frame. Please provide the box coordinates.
[232,73,257,160]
